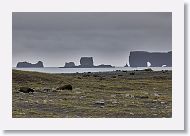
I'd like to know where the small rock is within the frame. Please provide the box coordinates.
[57,84,72,90]
[130,72,135,75]
[100,106,105,108]
[161,101,165,104]
[43,100,47,104]
[79,96,84,99]
[18,87,34,93]
[111,94,116,98]
[154,93,160,97]
[95,100,105,106]
[125,94,130,97]
[134,95,149,99]
[43,88,51,92]
[112,100,119,104]
[99,77,106,80]
[129,112,134,115]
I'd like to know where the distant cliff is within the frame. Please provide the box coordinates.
[16,61,44,68]
[129,51,172,67]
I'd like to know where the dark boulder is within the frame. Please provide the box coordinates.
[57,84,72,90]
[18,87,34,93]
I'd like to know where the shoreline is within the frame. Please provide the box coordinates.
[12,67,172,74]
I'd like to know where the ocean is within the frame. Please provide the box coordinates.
[13,67,172,74]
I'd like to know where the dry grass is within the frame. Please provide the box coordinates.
[12,69,172,118]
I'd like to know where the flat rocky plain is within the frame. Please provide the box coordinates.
[12,69,172,118]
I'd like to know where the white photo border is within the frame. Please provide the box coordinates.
[0,0,184,130]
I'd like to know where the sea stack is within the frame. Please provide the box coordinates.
[64,62,76,68]
[129,51,172,67]
[16,61,44,68]
[79,57,94,68]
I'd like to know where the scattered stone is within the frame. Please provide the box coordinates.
[57,84,72,90]
[42,88,51,92]
[125,94,130,97]
[95,100,105,106]
[79,96,85,99]
[134,95,149,99]
[154,93,160,97]
[82,74,90,77]
[18,87,34,93]
[99,77,106,80]
[144,68,153,72]
[112,99,119,104]
[130,72,135,75]
[129,112,134,115]
[93,74,98,77]
[76,91,81,94]
[161,101,166,104]
[111,94,116,98]
[43,100,47,104]
[52,89,58,92]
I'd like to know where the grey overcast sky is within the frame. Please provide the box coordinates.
[12,12,172,67]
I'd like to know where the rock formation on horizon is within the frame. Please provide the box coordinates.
[96,64,113,68]
[79,57,94,68]
[16,61,44,68]
[64,62,76,68]
[129,51,172,67]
